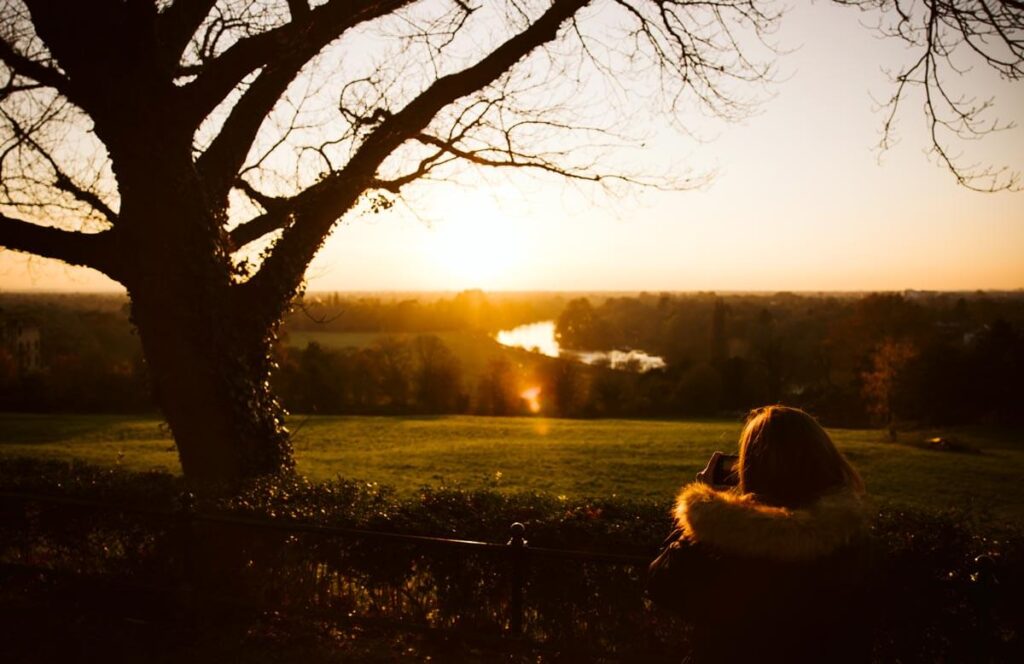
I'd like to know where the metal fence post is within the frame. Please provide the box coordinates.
[971,554,998,661]
[178,491,196,619]
[507,521,527,637]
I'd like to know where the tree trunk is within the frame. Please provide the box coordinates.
[115,145,295,493]
[130,280,293,491]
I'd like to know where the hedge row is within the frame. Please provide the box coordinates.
[1,457,1020,661]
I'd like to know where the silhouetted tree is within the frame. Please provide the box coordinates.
[970,319,1024,424]
[413,334,463,412]
[711,297,728,363]
[0,1,1020,489]
[373,336,412,409]
[476,358,517,416]
[672,363,722,416]
[539,357,584,417]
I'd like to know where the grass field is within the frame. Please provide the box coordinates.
[1,413,1021,524]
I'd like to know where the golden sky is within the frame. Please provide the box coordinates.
[1,3,1022,293]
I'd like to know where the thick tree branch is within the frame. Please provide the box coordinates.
[0,213,119,277]
[228,179,294,250]
[286,1,311,20]
[180,25,292,119]
[191,0,414,200]
[235,178,289,213]
[228,209,292,251]
[243,0,592,318]
[20,0,159,125]
[157,0,218,68]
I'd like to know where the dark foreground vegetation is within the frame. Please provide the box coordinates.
[3,290,1023,428]
[1,458,1020,662]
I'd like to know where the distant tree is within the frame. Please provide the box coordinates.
[557,298,606,349]
[476,358,517,416]
[862,338,918,440]
[413,335,463,412]
[373,337,412,409]
[350,350,382,411]
[970,319,1024,424]
[710,298,728,363]
[673,363,723,416]
[588,368,638,417]
[900,339,970,425]
[0,347,17,388]
[750,307,797,403]
[0,1,1020,489]
[294,342,344,413]
[539,357,584,417]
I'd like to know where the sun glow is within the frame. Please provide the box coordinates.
[427,192,525,288]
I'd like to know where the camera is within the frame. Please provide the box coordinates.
[707,451,739,487]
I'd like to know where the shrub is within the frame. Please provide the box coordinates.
[1,457,1019,660]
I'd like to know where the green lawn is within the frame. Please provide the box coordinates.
[1,413,1021,524]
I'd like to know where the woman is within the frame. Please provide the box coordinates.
[648,406,871,663]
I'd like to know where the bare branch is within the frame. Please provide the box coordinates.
[839,0,1024,190]
[1,107,118,223]
[0,213,119,277]
[371,131,693,190]
[157,0,219,68]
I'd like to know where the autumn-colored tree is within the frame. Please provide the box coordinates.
[862,338,918,440]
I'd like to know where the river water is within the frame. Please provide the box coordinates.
[495,321,666,372]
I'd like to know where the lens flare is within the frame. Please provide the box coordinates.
[520,386,542,414]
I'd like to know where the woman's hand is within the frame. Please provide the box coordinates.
[696,451,724,485]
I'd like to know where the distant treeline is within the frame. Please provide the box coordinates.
[2,290,1023,427]
[286,289,566,333]
[271,334,679,418]
[273,335,468,415]
[556,291,1024,426]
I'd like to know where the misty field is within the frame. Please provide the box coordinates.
[1,413,1021,523]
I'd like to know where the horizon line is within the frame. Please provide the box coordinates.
[3,287,1023,297]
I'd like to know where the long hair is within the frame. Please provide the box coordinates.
[738,406,864,508]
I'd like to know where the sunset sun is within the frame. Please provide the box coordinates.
[428,192,525,289]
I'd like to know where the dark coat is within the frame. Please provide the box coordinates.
[648,483,872,664]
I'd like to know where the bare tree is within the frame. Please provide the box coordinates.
[0,0,1019,490]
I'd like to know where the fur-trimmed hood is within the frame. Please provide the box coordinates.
[673,483,869,562]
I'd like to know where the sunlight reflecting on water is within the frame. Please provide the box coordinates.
[495,321,666,372]
[495,321,561,357]
[575,349,667,372]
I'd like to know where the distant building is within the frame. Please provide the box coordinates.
[0,316,42,373]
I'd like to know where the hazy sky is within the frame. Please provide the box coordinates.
[1,2,1022,293]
